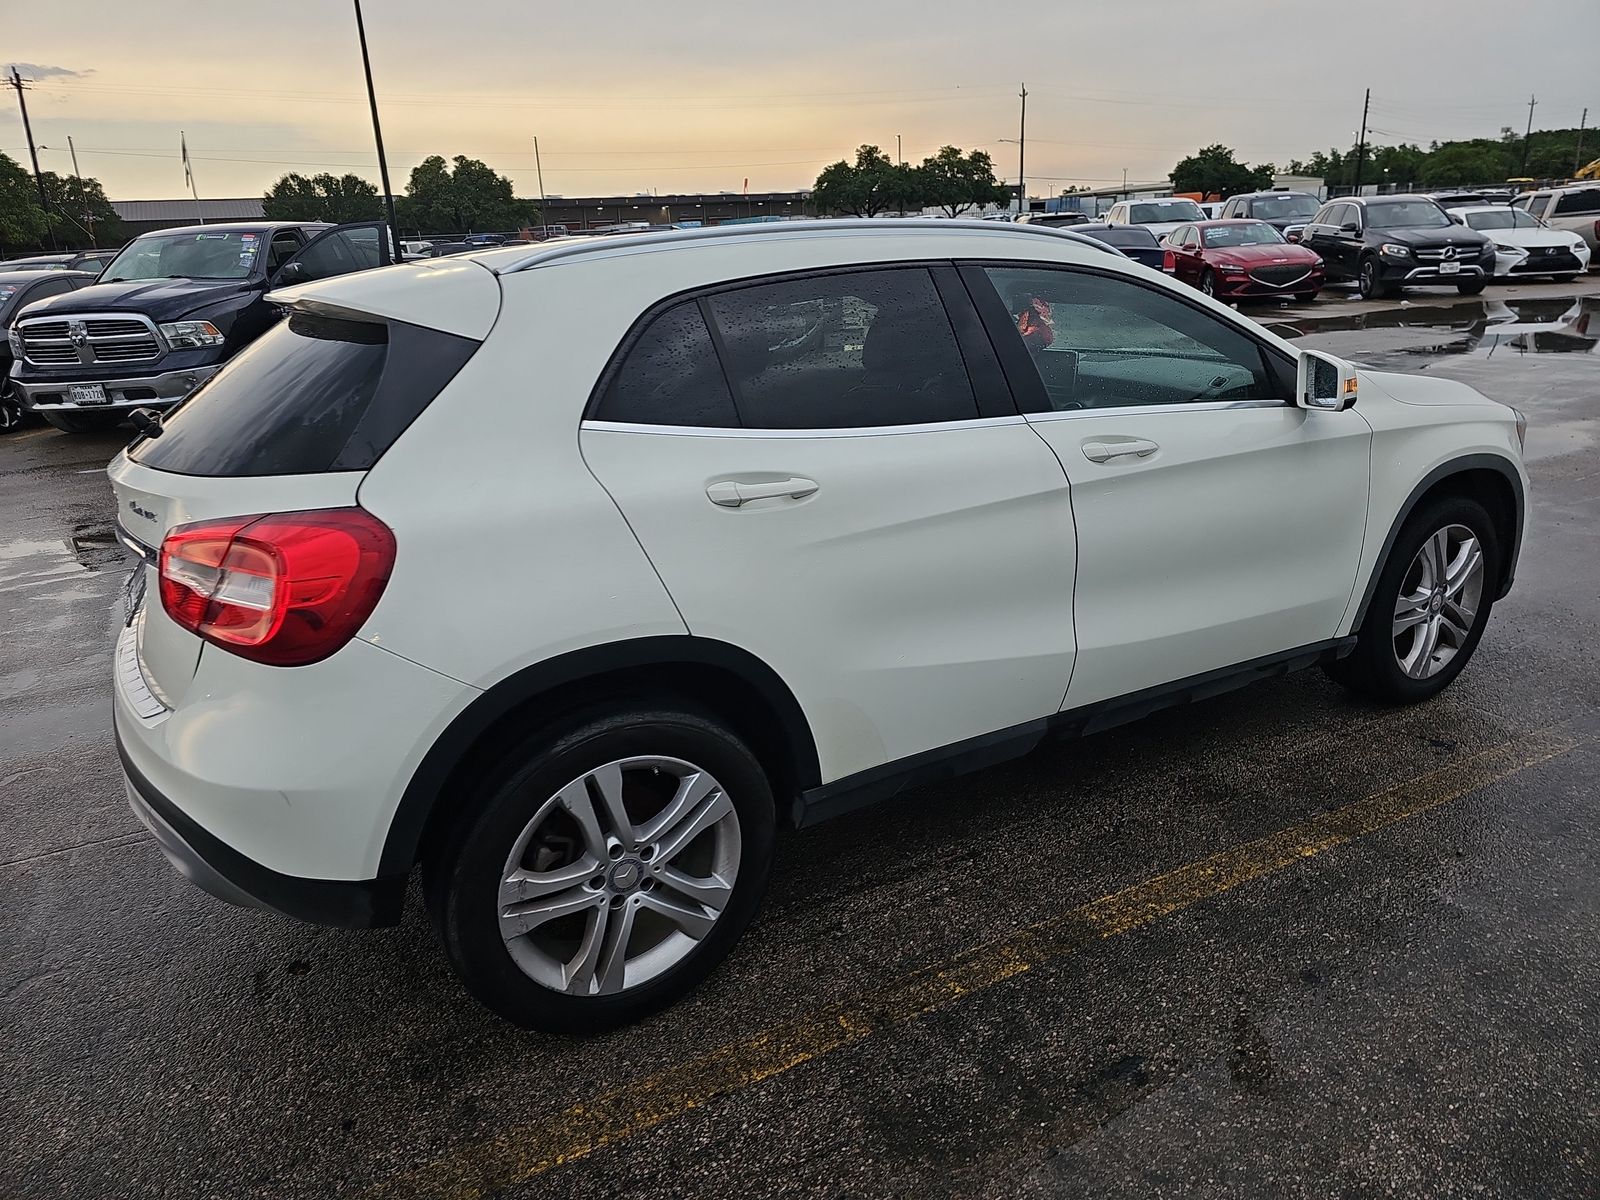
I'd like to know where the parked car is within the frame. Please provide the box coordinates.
[0,269,99,432]
[1511,184,1600,263]
[1017,212,1091,228]
[1448,205,1591,281]
[400,240,435,258]
[1426,191,1488,211]
[109,219,1527,1030]
[1162,219,1325,301]
[1064,223,1166,270]
[1218,190,1323,236]
[0,253,77,272]
[1300,195,1496,299]
[463,232,507,246]
[7,220,392,433]
[66,249,121,274]
[1103,197,1208,239]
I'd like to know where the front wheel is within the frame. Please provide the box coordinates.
[1294,290,1320,303]
[1200,269,1218,298]
[0,390,24,434]
[1358,257,1393,300]
[41,410,124,434]
[426,706,777,1031]
[1326,497,1499,704]
[1456,279,1488,296]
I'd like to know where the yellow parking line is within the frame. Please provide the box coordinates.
[373,724,1587,1200]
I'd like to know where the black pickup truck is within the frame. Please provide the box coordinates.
[7,220,391,433]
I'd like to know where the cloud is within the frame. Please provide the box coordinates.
[6,63,93,80]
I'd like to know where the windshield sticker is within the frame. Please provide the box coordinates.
[196,232,230,240]
[0,286,16,301]
[240,233,257,242]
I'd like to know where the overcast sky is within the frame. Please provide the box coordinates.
[4,0,1596,202]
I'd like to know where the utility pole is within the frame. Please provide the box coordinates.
[533,137,548,237]
[8,68,57,250]
[1573,107,1587,177]
[352,0,400,254]
[1521,93,1537,175]
[67,135,93,243]
[1016,83,1027,216]
[1121,167,1128,198]
[1352,87,1371,196]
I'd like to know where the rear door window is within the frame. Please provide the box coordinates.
[1553,188,1600,216]
[128,313,477,476]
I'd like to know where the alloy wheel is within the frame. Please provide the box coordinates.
[1392,523,1484,680]
[497,755,741,996]
[0,401,19,433]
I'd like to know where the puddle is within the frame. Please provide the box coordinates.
[68,523,127,572]
[1270,295,1598,357]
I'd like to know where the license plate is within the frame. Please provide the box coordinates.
[1439,260,1461,276]
[69,383,109,406]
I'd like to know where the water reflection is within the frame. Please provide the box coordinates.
[1272,296,1597,356]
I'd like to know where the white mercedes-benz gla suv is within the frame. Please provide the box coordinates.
[109,221,1528,1030]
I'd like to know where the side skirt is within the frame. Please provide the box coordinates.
[795,637,1356,827]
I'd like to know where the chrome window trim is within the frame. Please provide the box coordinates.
[1022,399,1289,421]
[581,414,1028,439]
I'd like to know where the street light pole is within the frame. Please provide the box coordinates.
[352,0,400,253]
[1017,83,1027,216]
[534,137,548,238]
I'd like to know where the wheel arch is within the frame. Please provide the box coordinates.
[380,637,821,875]
[1350,453,1524,633]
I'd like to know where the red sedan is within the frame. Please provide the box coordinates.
[1162,219,1325,302]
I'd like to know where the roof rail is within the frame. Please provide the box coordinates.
[495,217,1106,274]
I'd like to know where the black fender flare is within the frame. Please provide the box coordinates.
[378,636,820,876]
[1350,453,1524,633]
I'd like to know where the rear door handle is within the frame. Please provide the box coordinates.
[1081,438,1159,463]
[706,477,819,508]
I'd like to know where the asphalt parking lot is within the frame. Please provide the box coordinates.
[5,276,1600,1200]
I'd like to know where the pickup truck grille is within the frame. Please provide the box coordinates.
[16,312,164,367]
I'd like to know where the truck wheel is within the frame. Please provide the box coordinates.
[1326,496,1499,705]
[41,411,125,434]
[0,391,24,434]
[425,705,777,1031]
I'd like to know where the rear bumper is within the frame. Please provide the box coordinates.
[14,363,220,412]
[118,721,408,928]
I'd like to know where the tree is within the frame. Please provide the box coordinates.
[0,153,48,251]
[40,171,125,249]
[915,146,1009,217]
[1169,144,1271,198]
[1422,142,1511,187]
[811,145,918,218]
[263,172,383,224]
[397,155,532,232]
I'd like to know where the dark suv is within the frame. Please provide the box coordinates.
[8,219,392,433]
[1300,195,1496,299]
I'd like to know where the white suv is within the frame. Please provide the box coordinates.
[110,221,1529,1030]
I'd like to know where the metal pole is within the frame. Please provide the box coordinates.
[534,137,548,237]
[183,132,205,224]
[353,0,400,255]
[9,68,57,250]
[67,135,92,243]
[1352,88,1370,195]
[1017,83,1027,216]
[1521,93,1537,176]
[1573,108,1586,177]
[1121,167,1127,199]
[896,134,902,165]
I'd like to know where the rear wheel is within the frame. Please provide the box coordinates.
[1358,256,1393,300]
[426,706,776,1031]
[1456,279,1488,296]
[41,410,124,434]
[1326,497,1499,704]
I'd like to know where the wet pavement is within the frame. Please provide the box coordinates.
[4,286,1600,1199]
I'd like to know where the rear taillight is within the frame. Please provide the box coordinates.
[1593,219,1600,242]
[1162,248,1176,272]
[159,508,396,666]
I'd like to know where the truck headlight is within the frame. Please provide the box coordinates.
[1380,243,1412,257]
[158,320,225,349]
[6,326,21,357]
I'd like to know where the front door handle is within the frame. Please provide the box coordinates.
[706,477,819,508]
[1081,438,1159,464]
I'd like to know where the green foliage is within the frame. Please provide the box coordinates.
[396,155,533,232]
[1169,144,1272,198]
[1421,142,1513,187]
[916,146,1010,217]
[263,172,383,224]
[811,145,918,217]
[40,172,125,249]
[1279,126,1592,190]
[0,152,49,249]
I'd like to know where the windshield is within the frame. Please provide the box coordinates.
[1249,195,1319,222]
[1202,222,1287,248]
[1129,199,1205,223]
[1365,201,1451,230]
[102,230,264,281]
[1464,209,1542,231]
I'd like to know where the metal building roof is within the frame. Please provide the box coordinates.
[111,198,267,222]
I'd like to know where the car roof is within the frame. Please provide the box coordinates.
[0,269,97,285]
[132,221,327,238]
[1350,194,1435,206]
[1192,218,1275,226]
[1233,190,1318,200]
[1450,204,1522,215]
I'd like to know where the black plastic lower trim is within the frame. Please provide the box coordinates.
[116,721,407,929]
[797,638,1355,826]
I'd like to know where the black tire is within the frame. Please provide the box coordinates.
[41,410,124,434]
[1358,256,1393,300]
[0,394,24,434]
[425,706,777,1032]
[1200,269,1218,298]
[1456,279,1488,296]
[1326,496,1500,705]
[1295,290,1320,303]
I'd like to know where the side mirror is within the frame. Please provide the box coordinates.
[1339,221,1360,234]
[275,261,306,284]
[1296,349,1357,411]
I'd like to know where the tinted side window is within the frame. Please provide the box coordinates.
[592,300,739,428]
[24,277,76,302]
[704,268,978,429]
[1554,188,1600,216]
[1528,196,1551,218]
[291,226,384,282]
[979,266,1280,412]
[128,314,477,476]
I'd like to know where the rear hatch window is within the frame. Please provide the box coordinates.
[129,312,477,476]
